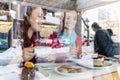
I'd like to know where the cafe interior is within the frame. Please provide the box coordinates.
[0,0,120,80]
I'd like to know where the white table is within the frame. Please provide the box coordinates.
[0,62,120,80]
[36,62,119,80]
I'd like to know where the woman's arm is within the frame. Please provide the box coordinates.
[76,36,83,58]
[22,44,35,61]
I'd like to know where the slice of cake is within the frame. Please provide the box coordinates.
[93,57,105,67]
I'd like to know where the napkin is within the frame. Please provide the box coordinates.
[0,64,20,75]
[69,55,94,68]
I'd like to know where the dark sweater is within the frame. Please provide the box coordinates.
[94,29,116,57]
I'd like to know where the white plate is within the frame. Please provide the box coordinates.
[77,60,112,70]
[36,63,71,70]
[54,66,88,76]
[71,58,113,70]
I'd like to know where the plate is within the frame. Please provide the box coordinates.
[54,65,88,76]
[71,58,113,70]
[36,63,72,70]
[93,61,112,69]
[77,60,113,70]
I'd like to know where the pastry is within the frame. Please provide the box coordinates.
[76,68,83,72]
[58,65,84,73]
[93,57,105,67]
[58,68,68,73]
[69,69,77,73]
[60,65,72,69]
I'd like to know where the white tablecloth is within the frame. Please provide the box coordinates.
[0,64,49,80]
[0,47,22,66]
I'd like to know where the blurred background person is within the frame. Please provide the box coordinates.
[107,29,113,37]
[107,28,120,55]
[91,22,117,57]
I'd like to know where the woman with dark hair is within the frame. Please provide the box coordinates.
[21,6,56,64]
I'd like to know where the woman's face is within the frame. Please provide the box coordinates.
[65,12,77,30]
[28,7,44,32]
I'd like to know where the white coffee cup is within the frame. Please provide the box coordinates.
[34,46,52,58]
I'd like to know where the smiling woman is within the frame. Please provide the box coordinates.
[21,6,44,63]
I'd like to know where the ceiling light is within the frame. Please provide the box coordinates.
[12,1,17,5]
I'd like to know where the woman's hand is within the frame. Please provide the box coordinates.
[68,46,78,58]
[22,44,35,61]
